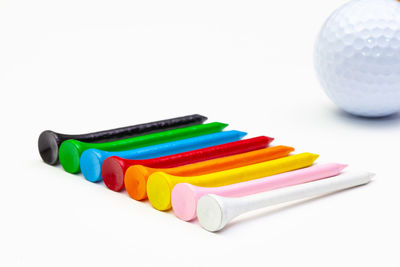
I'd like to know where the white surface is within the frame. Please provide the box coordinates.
[0,0,399,266]
[315,0,400,117]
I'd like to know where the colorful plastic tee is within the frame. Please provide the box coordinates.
[125,146,294,201]
[172,163,347,221]
[147,152,319,211]
[102,136,274,192]
[81,130,246,182]
[59,122,227,174]
[197,171,373,232]
[38,114,206,165]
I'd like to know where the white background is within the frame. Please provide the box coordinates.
[1,0,399,266]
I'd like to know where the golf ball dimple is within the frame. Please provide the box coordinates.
[314,0,400,117]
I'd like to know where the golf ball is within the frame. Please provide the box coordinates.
[314,0,400,117]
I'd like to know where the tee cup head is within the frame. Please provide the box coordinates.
[125,165,153,200]
[171,183,200,221]
[38,130,61,165]
[197,194,227,232]
[80,149,104,182]
[102,157,126,192]
[147,172,174,211]
[59,140,83,173]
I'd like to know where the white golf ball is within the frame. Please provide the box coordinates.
[314,0,400,117]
